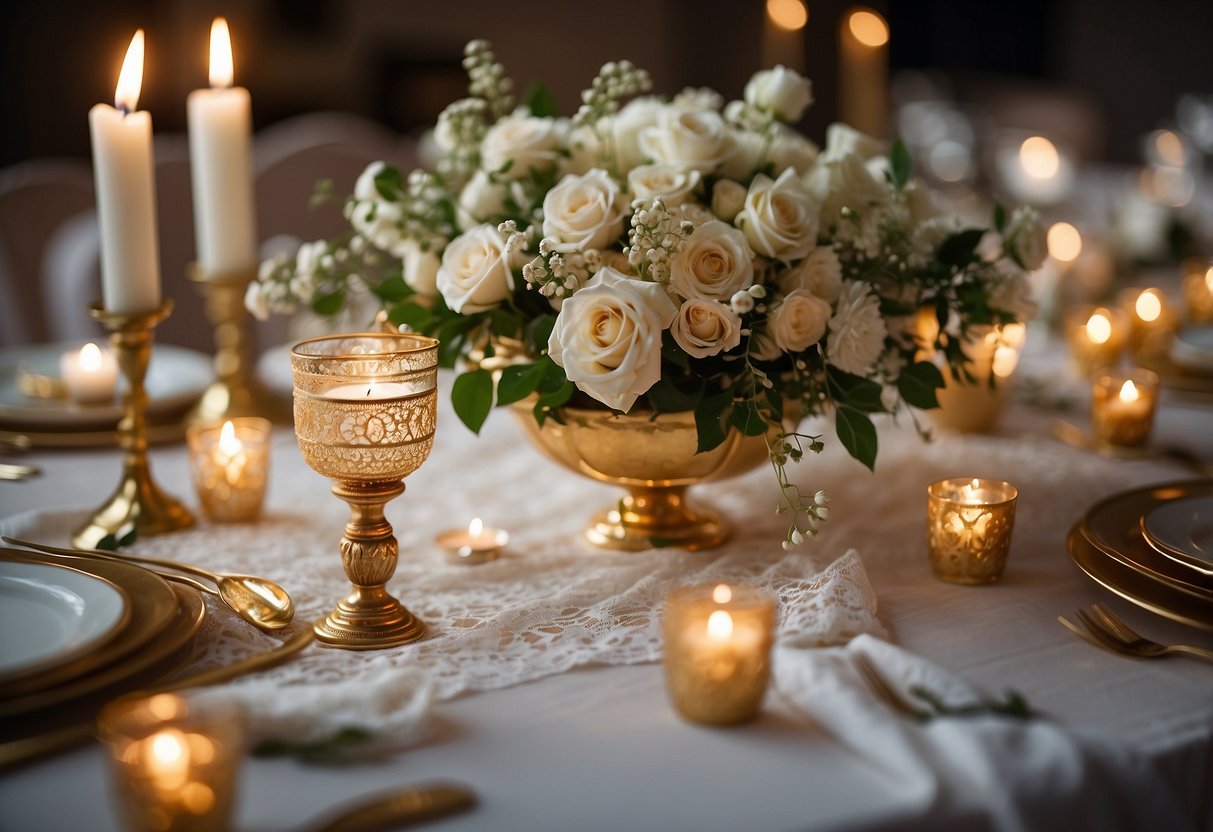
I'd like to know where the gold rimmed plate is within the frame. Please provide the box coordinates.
[1142,495,1213,576]
[0,548,179,700]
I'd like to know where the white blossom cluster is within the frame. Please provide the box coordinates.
[573,60,653,129]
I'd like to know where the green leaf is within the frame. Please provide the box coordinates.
[388,301,433,332]
[993,203,1007,233]
[526,314,557,356]
[827,366,885,413]
[890,139,912,189]
[312,291,344,316]
[451,369,494,434]
[898,361,946,409]
[522,81,559,118]
[646,378,703,414]
[373,165,404,201]
[496,362,546,406]
[937,229,986,268]
[730,400,769,436]
[835,407,877,471]
[372,275,411,303]
[535,358,569,394]
[488,308,522,339]
[533,381,574,426]
[253,727,376,765]
[694,392,733,454]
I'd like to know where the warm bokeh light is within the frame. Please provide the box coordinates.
[1206,267,1213,292]
[209,17,234,88]
[1134,289,1163,323]
[469,517,484,537]
[114,29,145,112]
[992,346,1020,379]
[1119,379,1139,403]
[847,8,889,47]
[767,0,808,31]
[79,342,103,372]
[218,420,242,457]
[1085,311,1112,345]
[1019,136,1060,179]
[1047,222,1082,262]
[712,584,732,604]
[1153,130,1185,167]
[707,609,734,640]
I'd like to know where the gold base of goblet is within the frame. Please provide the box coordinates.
[314,586,426,649]
[585,486,730,552]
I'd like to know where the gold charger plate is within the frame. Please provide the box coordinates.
[0,549,180,700]
[1067,526,1213,632]
[0,421,186,450]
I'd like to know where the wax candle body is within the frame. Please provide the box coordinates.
[60,343,119,405]
[1091,373,1158,447]
[187,86,256,275]
[838,9,889,138]
[319,382,425,400]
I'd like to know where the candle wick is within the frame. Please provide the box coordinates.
[117,103,131,117]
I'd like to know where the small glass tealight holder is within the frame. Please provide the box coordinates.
[97,693,245,832]
[1091,369,1159,448]
[1181,256,1213,324]
[435,518,509,565]
[186,417,271,523]
[927,478,1018,585]
[1120,287,1177,367]
[60,342,119,405]
[1064,305,1127,376]
[662,583,776,726]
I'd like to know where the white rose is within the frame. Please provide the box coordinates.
[547,267,678,412]
[481,114,562,180]
[744,65,813,122]
[401,239,440,297]
[672,87,724,111]
[354,161,387,201]
[609,96,665,172]
[908,216,959,269]
[245,281,270,321]
[542,169,627,253]
[1005,206,1047,271]
[779,246,842,302]
[736,168,820,263]
[565,124,601,175]
[671,299,742,358]
[827,281,888,376]
[457,170,509,231]
[720,128,765,180]
[819,152,889,220]
[768,289,831,352]
[627,164,701,206]
[295,240,327,278]
[904,181,941,225]
[435,224,514,313]
[670,220,755,301]
[768,125,819,175]
[639,107,734,174]
[822,122,884,162]
[989,260,1038,321]
[711,180,748,222]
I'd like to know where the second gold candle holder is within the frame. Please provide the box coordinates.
[926,477,1018,585]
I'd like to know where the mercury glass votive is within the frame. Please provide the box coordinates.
[186,417,270,522]
[1091,369,1159,448]
[1064,306,1127,376]
[291,332,439,649]
[927,478,1018,585]
[662,583,776,725]
[1120,287,1178,367]
[97,693,244,832]
[1181,257,1213,324]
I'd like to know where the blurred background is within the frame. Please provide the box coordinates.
[3,0,1213,350]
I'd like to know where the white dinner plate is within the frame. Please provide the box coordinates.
[1170,326,1213,374]
[0,341,212,429]
[0,560,130,683]
[1143,495,1213,576]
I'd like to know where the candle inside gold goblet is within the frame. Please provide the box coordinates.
[291,333,438,649]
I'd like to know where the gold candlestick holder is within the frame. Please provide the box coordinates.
[72,300,195,549]
[291,333,439,649]
[187,265,290,427]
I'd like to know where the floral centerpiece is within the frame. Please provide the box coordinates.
[249,41,1042,547]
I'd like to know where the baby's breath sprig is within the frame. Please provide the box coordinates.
[768,432,830,550]
[573,60,653,129]
[522,236,592,302]
[624,198,694,285]
[463,40,514,119]
[434,98,488,189]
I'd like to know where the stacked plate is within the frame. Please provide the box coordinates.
[1164,325,1213,399]
[1068,480,1213,631]
[0,547,206,745]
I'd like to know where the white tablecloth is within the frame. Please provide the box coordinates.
[1,341,1212,831]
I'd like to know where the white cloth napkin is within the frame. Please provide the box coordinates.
[773,635,1194,832]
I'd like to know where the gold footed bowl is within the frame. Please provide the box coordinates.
[512,403,781,552]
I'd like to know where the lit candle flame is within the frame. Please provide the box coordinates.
[712,584,732,604]
[79,342,103,372]
[766,0,808,31]
[1119,379,1139,403]
[1134,289,1162,323]
[1046,222,1082,262]
[707,609,734,640]
[209,17,233,88]
[1019,136,1060,179]
[1205,267,1213,293]
[115,30,145,113]
[992,345,1019,379]
[469,517,483,537]
[848,8,889,47]
[148,728,190,790]
[218,420,242,457]
[1085,311,1112,345]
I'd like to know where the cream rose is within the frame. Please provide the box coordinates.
[435,224,514,313]
[1005,206,1047,271]
[768,125,819,175]
[670,220,755,301]
[481,114,562,180]
[822,122,884,162]
[627,164,701,206]
[353,161,387,201]
[711,180,747,222]
[547,267,678,412]
[779,246,842,302]
[400,239,440,297]
[609,96,665,172]
[720,128,765,180]
[735,168,819,263]
[819,152,889,221]
[639,107,734,174]
[744,65,813,122]
[768,289,831,353]
[457,170,509,230]
[671,298,742,358]
[827,281,888,376]
[542,169,627,252]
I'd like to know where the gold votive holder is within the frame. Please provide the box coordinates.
[1119,287,1178,367]
[186,417,271,523]
[927,478,1018,585]
[1064,305,1127,376]
[97,693,245,832]
[1181,257,1213,324]
[929,324,1025,434]
[1091,369,1159,448]
[436,518,508,565]
[662,583,776,725]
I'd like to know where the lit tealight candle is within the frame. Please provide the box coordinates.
[996,134,1075,205]
[927,477,1018,584]
[436,517,509,565]
[186,417,270,522]
[1091,371,1158,448]
[59,342,119,405]
[1065,306,1127,376]
[1047,222,1083,264]
[1181,257,1213,324]
[1121,287,1177,366]
[662,583,776,725]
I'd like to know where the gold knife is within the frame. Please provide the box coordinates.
[305,781,477,832]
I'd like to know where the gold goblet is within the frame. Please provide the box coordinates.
[291,333,439,649]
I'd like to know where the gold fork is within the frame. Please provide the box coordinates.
[1058,603,1213,664]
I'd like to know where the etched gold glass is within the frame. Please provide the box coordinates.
[291,333,439,649]
[186,417,271,523]
[927,478,1018,585]
[1091,369,1159,448]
